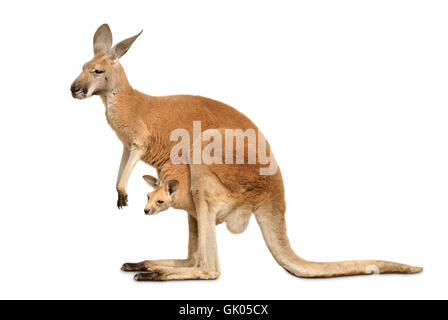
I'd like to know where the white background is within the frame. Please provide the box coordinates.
[0,0,446,299]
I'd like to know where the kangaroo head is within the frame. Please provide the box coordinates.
[70,24,142,99]
[143,175,179,215]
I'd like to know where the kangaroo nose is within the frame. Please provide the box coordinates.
[144,209,150,214]
[71,85,81,93]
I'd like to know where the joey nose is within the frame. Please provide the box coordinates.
[144,209,150,214]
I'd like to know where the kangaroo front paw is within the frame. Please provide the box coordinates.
[117,192,128,209]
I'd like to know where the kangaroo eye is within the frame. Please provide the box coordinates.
[157,200,164,204]
[94,69,104,74]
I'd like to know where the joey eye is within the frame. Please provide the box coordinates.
[156,200,164,204]
[94,69,104,74]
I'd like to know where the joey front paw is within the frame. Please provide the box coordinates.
[117,192,128,209]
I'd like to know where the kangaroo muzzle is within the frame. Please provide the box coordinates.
[70,83,88,99]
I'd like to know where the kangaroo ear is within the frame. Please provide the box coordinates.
[143,175,158,188]
[93,24,113,55]
[108,30,143,62]
[166,180,179,196]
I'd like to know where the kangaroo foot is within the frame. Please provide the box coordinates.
[134,271,163,281]
[121,262,146,271]
[117,192,128,209]
[133,267,220,281]
[121,259,193,271]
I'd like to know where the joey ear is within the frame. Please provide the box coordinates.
[143,175,158,188]
[108,30,143,62]
[166,180,179,196]
[93,24,113,55]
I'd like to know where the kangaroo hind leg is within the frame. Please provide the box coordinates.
[134,195,220,281]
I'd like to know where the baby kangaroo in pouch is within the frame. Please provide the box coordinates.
[71,24,422,280]
[143,173,252,234]
[143,175,181,216]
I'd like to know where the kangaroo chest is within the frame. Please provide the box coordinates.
[103,93,135,147]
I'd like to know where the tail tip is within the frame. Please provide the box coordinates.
[409,266,423,274]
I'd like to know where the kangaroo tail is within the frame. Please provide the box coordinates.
[254,210,423,278]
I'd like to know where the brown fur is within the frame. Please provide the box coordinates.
[71,24,422,280]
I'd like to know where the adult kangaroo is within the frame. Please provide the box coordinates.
[70,24,422,280]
